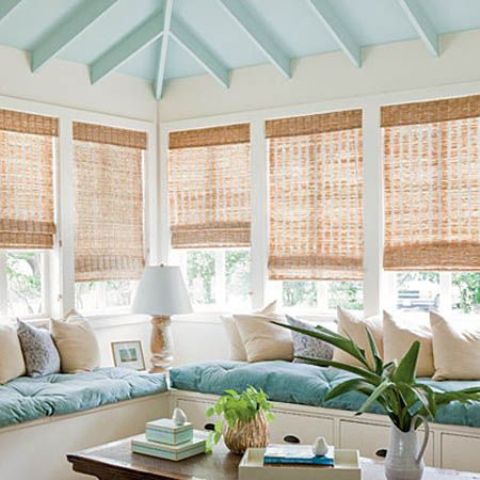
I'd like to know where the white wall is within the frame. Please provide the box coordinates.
[0,45,156,121]
[158,29,480,122]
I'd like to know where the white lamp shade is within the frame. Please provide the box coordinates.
[132,265,193,316]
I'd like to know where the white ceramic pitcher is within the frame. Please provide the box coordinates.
[385,417,430,480]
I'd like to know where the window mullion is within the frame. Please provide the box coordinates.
[55,117,75,317]
[439,272,452,313]
[363,103,383,316]
[250,118,268,310]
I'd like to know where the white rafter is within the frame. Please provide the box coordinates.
[396,0,439,56]
[31,0,117,72]
[153,0,174,100]
[90,6,166,84]
[307,0,362,67]
[0,0,22,23]
[218,0,291,78]
[169,16,230,89]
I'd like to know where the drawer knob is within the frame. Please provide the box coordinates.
[283,435,301,444]
[376,448,387,458]
[204,423,215,431]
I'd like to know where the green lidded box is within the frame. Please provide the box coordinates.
[132,431,207,461]
[146,418,194,445]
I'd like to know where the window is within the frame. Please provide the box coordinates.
[73,122,147,313]
[0,251,48,319]
[168,124,252,311]
[452,273,480,313]
[271,280,363,312]
[382,96,480,271]
[172,248,251,310]
[75,280,136,314]
[390,272,440,312]
[0,109,58,320]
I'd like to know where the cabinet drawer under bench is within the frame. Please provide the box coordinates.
[175,397,334,445]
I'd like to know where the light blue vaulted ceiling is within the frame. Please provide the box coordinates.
[0,0,480,99]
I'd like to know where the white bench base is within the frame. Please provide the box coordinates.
[171,389,480,473]
[0,393,170,480]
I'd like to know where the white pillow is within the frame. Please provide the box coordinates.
[221,301,277,361]
[51,312,100,373]
[233,304,293,363]
[0,325,26,384]
[383,311,434,377]
[430,311,480,381]
[334,307,383,368]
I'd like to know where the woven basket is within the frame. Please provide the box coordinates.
[223,411,269,455]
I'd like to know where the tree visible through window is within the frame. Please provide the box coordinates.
[179,248,251,309]
[281,280,363,311]
[1,251,45,317]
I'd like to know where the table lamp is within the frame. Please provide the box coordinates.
[132,265,192,371]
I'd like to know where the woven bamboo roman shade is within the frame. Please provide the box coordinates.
[267,110,364,280]
[168,124,251,248]
[383,95,480,271]
[0,109,58,249]
[73,122,146,282]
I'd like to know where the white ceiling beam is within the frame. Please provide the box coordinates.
[31,0,117,72]
[153,0,174,100]
[307,0,361,67]
[169,17,230,89]
[396,0,439,56]
[0,0,22,22]
[90,6,166,84]
[218,0,291,78]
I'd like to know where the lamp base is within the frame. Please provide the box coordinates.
[150,315,174,371]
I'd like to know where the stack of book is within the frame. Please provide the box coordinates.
[131,418,208,462]
[263,444,335,467]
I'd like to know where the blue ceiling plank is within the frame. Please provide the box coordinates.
[0,0,22,22]
[218,0,291,79]
[396,0,439,56]
[307,0,362,68]
[153,0,174,100]
[169,17,230,89]
[31,0,117,72]
[90,6,167,84]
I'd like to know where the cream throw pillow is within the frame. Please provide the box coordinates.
[383,311,434,377]
[334,307,383,368]
[234,307,293,363]
[430,311,480,381]
[0,325,26,384]
[51,313,100,373]
[221,301,277,361]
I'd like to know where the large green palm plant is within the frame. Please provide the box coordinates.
[274,320,480,432]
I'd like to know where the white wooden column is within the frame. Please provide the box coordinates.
[250,118,268,310]
[52,116,75,317]
[362,103,383,317]
[145,122,159,265]
[158,126,170,265]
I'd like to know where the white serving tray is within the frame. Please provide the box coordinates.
[239,448,361,480]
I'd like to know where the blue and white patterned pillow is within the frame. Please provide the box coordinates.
[17,320,61,377]
[286,315,334,363]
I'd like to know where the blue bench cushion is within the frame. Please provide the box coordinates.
[170,361,480,429]
[0,367,168,429]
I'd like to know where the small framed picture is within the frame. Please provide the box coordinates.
[111,340,146,371]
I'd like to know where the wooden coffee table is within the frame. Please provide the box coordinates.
[67,437,480,480]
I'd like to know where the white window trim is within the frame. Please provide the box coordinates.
[0,95,157,322]
[159,79,480,317]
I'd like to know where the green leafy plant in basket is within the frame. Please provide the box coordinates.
[206,386,275,454]
[272,319,480,480]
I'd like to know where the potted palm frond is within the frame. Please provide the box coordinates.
[274,320,480,480]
